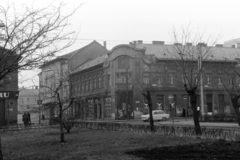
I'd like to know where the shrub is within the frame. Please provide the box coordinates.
[202,113,237,122]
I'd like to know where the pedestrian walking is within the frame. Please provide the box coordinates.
[22,113,29,126]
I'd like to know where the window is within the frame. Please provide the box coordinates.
[143,76,150,84]
[98,77,101,88]
[93,78,97,89]
[207,77,212,85]
[108,75,111,87]
[170,77,174,85]
[85,81,88,91]
[79,82,81,93]
[159,111,164,114]
[89,80,92,91]
[118,56,130,69]
[229,77,233,85]
[81,82,84,92]
[156,77,162,85]
[218,77,222,84]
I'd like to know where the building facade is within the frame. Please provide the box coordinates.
[69,41,240,120]
[39,53,71,121]
[0,48,19,126]
[39,41,108,121]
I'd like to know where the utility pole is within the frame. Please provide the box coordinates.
[198,55,204,120]
[126,67,129,120]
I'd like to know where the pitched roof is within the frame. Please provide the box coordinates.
[135,43,240,61]
[40,51,74,68]
[71,54,107,74]
[19,88,39,96]
[69,40,107,58]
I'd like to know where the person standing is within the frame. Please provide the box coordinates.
[22,113,28,126]
[27,112,31,125]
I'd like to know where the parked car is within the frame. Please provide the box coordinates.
[141,110,170,122]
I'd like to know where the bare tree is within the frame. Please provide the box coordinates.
[213,58,240,125]
[0,2,81,82]
[0,2,82,157]
[164,26,219,136]
[133,56,157,132]
[40,65,75,142]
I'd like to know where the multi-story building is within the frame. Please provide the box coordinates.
[39,40,108,121]
[39,52,72,121]
[0,47,19,126]
[69,41,240,120]
[18,86,39,124]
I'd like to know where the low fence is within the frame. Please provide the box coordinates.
[74,121,240,141]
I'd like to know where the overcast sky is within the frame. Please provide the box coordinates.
[3,0,240,87]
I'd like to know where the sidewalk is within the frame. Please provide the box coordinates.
[158,117,239,129]
[93,117,240,129]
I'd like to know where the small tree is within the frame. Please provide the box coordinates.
[134,56,157,132]
[164,26,219,135]
[41,69,75,142]
[0,2,81,158]
[0,2,81,82]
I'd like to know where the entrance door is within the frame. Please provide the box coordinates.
[206,94,213,113]
[218,95,224,113]
[116,91,133,119]
[0,100,5,126]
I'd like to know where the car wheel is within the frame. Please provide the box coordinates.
[162,117,167,121]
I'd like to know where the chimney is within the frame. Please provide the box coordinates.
[103,41,107,48]
[174,43,182,46]
[133,41,137,46]
[215,44,223,47]
[137,40,143,44]
[197,43,207,47]
[186,43,192,46]
[152,41,165,45]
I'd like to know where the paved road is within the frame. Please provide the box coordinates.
[96,117,240,129]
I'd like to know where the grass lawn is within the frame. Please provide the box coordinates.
[1,127,205,160]
[3,127,240,160]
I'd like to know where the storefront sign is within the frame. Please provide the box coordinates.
[0,91,19,99]
[0,92,9,98]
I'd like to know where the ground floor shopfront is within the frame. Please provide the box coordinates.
[69,89,234,120]
[0,91,18,126]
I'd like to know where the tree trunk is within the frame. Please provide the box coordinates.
[60,121,65,143]
[0,136,3,160]
[233,107,240,126]
[148,103,154,132]
[231,96,240,126]
[59,107,65,143]
[190,100,202,136]
[184,84,202,136]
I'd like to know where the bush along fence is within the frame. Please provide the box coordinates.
[74,121,240,141]
[202,114,237,122]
